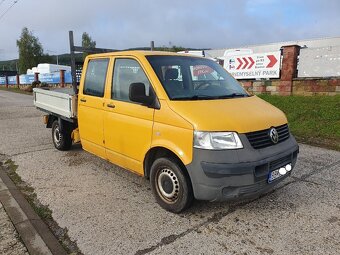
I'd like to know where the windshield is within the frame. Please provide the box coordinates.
[146,55,249,100]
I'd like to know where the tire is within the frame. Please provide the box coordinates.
[150,157,193,213]
[51,120,72,151]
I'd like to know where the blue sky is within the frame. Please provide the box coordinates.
[0,0,339,60]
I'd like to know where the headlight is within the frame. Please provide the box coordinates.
[194,131,243,150]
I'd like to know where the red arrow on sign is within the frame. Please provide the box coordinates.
[242,57,249,69]
[266,55,278,68]
[248,57,255,69]
[237,58,243,69]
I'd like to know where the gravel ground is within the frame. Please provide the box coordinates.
[0,90,339,255]
[0,203,28,255]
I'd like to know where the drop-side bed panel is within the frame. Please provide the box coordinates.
[33,88,77,119]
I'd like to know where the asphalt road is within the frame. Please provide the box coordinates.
[0,90,339,255]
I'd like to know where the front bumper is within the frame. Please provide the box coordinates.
[185,134,299,201]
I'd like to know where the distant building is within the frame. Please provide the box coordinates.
[205,36,340,58]
[27,63,71,74]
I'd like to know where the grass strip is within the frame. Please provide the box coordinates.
[259,95,340,151]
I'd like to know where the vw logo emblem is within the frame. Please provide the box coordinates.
[269,127,279,144]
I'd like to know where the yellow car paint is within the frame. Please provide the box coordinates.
[152,99,194,165]
[77,51,288,176]
[167,96,287,133]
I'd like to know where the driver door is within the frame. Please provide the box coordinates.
[103,58,155,175]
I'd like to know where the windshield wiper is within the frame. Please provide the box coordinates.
[216,93,248,99]
[172,93,249,101]
[172,95,219,101]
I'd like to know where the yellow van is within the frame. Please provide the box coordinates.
[34,51,299,213]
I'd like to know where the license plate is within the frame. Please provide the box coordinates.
[268,167,288,183]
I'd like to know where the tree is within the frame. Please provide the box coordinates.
[82,32,96,60]
[16,27,45,74]
[39,54,53,64]
[155,45,188,52]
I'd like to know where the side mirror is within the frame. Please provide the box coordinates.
[129,83,153,106]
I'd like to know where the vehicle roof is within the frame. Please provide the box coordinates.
[87,50,205,59]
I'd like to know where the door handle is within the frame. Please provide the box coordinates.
[80,98,87,102]
[107,103,115,109]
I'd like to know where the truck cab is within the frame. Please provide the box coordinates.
[35,51,299,213]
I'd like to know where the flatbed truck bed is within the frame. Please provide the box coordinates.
[33,88,77,120]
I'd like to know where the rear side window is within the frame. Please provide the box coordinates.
[83,59,109,97]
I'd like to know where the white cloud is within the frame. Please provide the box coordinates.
[0,0,339,60]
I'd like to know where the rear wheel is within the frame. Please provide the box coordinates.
[52,120,72,151]
[150,157,193,213]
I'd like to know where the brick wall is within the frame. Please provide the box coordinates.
[240,78,340,96]
[240,80,281,95]
[293,78,340,96]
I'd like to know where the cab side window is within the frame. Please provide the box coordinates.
[83,59,109,97]
[112,59,151,102]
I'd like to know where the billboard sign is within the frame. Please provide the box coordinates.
[0,77,6,85]
[224,51,281,79]
[19,74,35,84]
[65,71,72,83]
[8,76,17,85]
[39,72,60,84]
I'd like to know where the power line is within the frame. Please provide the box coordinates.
[0,0,18,21]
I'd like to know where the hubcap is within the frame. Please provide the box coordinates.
[53,126,61,146]
[157,168,179,203]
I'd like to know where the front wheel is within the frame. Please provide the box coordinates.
[52,120,72,151]
[150,157,193,213]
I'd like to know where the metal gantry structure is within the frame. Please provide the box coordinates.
[68,31,118,94]
[68,31,155,94]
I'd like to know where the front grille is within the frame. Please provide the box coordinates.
[246,124,290,149]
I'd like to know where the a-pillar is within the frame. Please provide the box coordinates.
[279,45,300,95]
[60,70,65,88]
